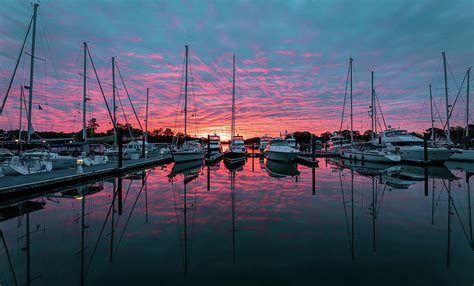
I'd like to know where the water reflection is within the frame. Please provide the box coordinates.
[0,157,472,285]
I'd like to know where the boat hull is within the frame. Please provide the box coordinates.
[340,150,400,163]
[2,158,53,176]
[264,151,298,162]
[172,151,205,163]
[449,149,474,161]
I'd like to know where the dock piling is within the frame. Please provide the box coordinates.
[423,133,429,163]
[207,135,210,159]
[118,129,123,169]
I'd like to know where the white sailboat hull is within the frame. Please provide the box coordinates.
[2,157,53,176]
[172,151,205,163]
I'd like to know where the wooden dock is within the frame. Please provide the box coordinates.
[0,155,172,195]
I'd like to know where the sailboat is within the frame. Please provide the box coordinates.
[171,45,205,163]
[0,3,54,175]
[338,60,401,163]
[442,64,473,161]
[224,54,246,166]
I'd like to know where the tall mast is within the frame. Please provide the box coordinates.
[466,68,471,142]
[350,58,353,147]
[27,3,39,143]
[19,86,24,143]
[82,42,87,141]
[184,45,189,138]
[430,84,435,141]
[145,87,149,142]
[231,54,236,141]
[112,56,117,148]
[442,52,451,145]
[371,71,374,144]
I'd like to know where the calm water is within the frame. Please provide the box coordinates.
[0,156,473,286]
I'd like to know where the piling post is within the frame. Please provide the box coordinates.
[423,133,429,163]
[118,129,123,169]
[312,134,316,161]
[207,135,210,159]
[424,168,428,196]
[142,135,146,158]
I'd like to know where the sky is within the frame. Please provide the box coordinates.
[0,0,473,140]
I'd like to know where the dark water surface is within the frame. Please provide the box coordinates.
[0,157,473,286]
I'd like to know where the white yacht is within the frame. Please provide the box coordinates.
[285,134,299,150]
[264,138,300,162]
[376,128,455,163]
[259,135,272,152]
[207,134,222,154]
[328,133,351,153]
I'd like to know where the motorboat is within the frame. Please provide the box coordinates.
[207,134,223,154]
[285,134,299,150]
[259,135,272,152]
[264,138,300,162]
[328,133,351,153]
[376,128,455,163]
[223,135,246,164]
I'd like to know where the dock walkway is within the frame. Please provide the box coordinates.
[0,155,172,194]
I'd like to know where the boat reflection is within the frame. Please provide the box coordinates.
[264,159,300,178]
[224,157,246,172]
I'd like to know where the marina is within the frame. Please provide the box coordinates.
[0,1,472,285]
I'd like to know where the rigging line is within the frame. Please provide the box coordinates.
[339,61,351,133]
[447,59,460,91]
[113,172,151,257]
[113,179,134,229]
[115,89,133,138]
[38,14,75,130]
[442,71,468,131]
[115,61,143,131]
[374,91,387,130]
[1,13,33,114]
[449,195,471,243]
[86,45,115,128]
[83,187,117,281]
[339,170,353,255]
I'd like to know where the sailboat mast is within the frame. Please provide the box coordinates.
[371,71,374,144]
[145,87,149,142]
[466,68,471,141]
[184,45,189,138]
[442,52,451,145]
[350,58,353,146]
[27,3,39,144]
[19,86,24,143]
[83,42,87,141]
[430,84,435,141]
[231,54,236,141]
[112,56,117,148]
